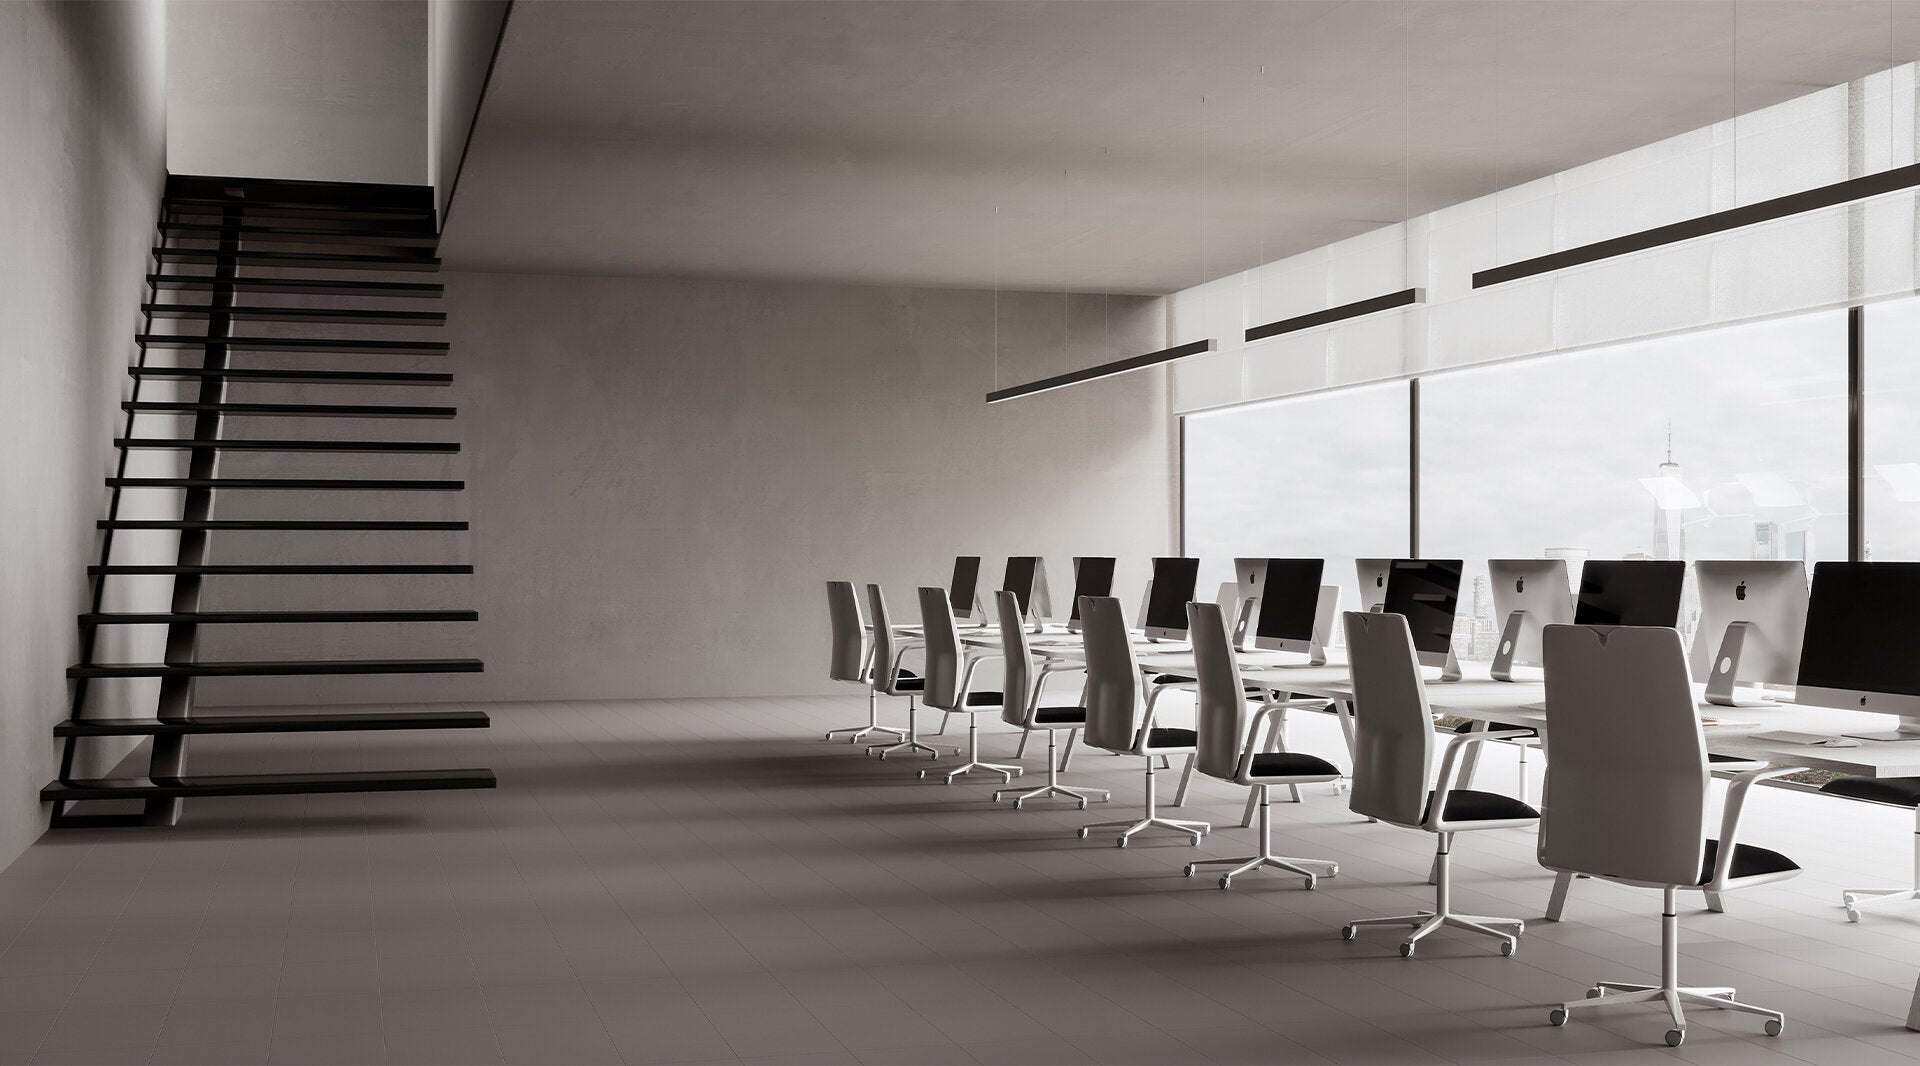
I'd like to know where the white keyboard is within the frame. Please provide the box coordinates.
[1749,730,1860,748]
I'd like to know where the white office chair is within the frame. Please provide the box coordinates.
[988,591,1109,809]
[1540,624,1799,1047]
[1339,611,1537,958]
[1075,596,1210,847]
[1814,775,1920,923]
[823,581,908,746]
[915,586,1023,784]
[1180,602,1341,889]
[863,584,952,760]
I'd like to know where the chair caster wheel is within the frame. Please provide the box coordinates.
[822,733,832,741]
[1188,835,1202,846]
[1183,865,1197,877]
[1013,799,1024,809]
[1499,939,1515,957]
[1077,800,1088,810]
[1302,876,1316,891]
[1398,942,1415,958]
[1845,906,1862,923]
[1764,1019,1783,1037]
[1077,828,1090,839]
[1586,988,1604,999]
[1548,1009,1567,1028]
[1665,1029,1685,1047]
[1341,925,1356,941]
[1219,877,1232,890]
[1116,836,1129,848]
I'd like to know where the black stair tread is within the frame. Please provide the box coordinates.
[149,275,443,298]
[97,519,468,531]
[165,206,438,229]
[115,439,459,453]
[43,769,495,802]
[88,564,474,575]
[81,610,479,624]
[55,710,489,737]
[136,335,450,354]
[153,248,440,271]
[159,222,438,247]
[107,477,463,490]
[144,305,445,325]
[128,367,452,386]
[123,401,455,419]
[68,659,485,679]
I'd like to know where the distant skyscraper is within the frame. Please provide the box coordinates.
[1653,425,1685,562]
[1753,521,1781,560]
[1786,529,1815,562]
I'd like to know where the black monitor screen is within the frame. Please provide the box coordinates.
[948,556,981,613]
[1069,557,1116,622]
[1574,560,1684,627]
[1144,557,1201,634]
[1383,560,1464,656]
[1001,557,1038,613]
[1798,562,1920,697]
[1255,558,1326,643]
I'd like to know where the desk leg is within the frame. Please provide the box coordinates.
[1060,729,1076,772]
[1241,788,1258,828]
[1172,752,1197,807]
[1456,719,1488,788]
[1546,871,1575,921]
[1906,973,1920,1031]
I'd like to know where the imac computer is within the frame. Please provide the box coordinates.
[1000,556,1054,631]
[948,556,983,623]
[1573,560,1684,627]
[1383,559,1465,680]
[1232,557,1269,644]
[1797,562,1920,740]
[1249,558,1326,658]
[1690,560,1808,707]
[1143,557,1201,641]
[1356,558,1393,612]
[1064,556,1115,634]
[1487,559,1574,682]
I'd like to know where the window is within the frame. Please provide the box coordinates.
[1867,297,1920,562]
[1182,381,1411,635]
[1419,310,1849,660]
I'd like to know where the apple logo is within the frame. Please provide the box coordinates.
[1735,581,1747,601]
[1515,577,1526,594]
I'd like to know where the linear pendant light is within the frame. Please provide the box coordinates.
[985,339,1217,404]
[1244,288,1423,343]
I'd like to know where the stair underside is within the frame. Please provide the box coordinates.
[69,659,485,679]
[44,769,495,803]
[106,478,463,490]
[159,222,438,247]
[130,367,450,386]
[123,402,455,418]
[115,439,458,453]
[56,709,489,737]
[88,564,473,575]
[98,519,468,531]
[149,275,443,298]
[136,336,449,355]
[80,610,478,624]
[154,248,440,271]
[144,305,445,325]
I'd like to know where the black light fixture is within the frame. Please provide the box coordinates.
[1244,288,1423,343]
[985,338,1217,404]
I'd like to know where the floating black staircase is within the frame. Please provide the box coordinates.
[52,174,493,829]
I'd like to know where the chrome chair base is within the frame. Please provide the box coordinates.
[1549,985,1783,1047]
[1079,816,1209,848]
[1842,886,1920,922]
[996,782,1109,809]
[1185,853,1338,890]
[829,724,907,744]
[924,760,1022,783]
[870,738,949,759]
[1342,911,1524,957]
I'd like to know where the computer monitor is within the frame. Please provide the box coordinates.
[1573,560,1684,627]
[1691,560,1808,706]
[1487,559,1574,681]
[1143,557,1201,641]
[1797,562,1920,739]
[1382,559,1464,673]
[1233,557,1269,611]
[1251,559,1326,655]
[948,556,982,621]
[1000,556,1052,623]
[1356,558,1393,612]
[1065,557,1115,633]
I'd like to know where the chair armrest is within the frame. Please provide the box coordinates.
[1426,728,1534,830]
[1710,765,1803,885]
[1235,699,1333,778]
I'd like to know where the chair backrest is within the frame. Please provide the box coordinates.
[1342,611,1435,826]
[866,583,904,694]
[1081,596,1143,752]
[997,590,1035,727]
[917,585,964,711]
[1540,624,1710,887]
[1188,602,1248,780]
[827,581,865,683]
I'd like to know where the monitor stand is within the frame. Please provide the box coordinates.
[1306,639,1328,668]
[1231,596,1258,650]
[1702,622,1777,708]
[1426,647,1463,683]
[1490,610,1525,682]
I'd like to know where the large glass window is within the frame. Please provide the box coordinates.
[1420,310,1849,660]
[1867,297,1920,561]
[1182,381,1411,633]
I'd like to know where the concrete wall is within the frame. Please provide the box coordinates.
[0,0,168,865]
[167,0,427,185]
[196,274,1174,704]
[428,0,511,222]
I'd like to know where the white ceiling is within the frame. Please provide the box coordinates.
[441,0,1920,295]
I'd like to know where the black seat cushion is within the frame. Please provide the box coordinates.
[1032,706,1086,725]
[1144,727,1197,750]
[1453,720,1536,737]
[962,690,1002,707]
[1423,788,1539,823]
[1249,752,1340,779]
[891,676,925,692]
[1708,752,1764,766]
[1151,673,1269,695]
[1699,839,1799,884]
[1820,775,1920,807]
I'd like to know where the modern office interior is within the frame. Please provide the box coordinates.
[13,0,1920,1063]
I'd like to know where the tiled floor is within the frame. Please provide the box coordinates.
[1,695,1919,1064]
